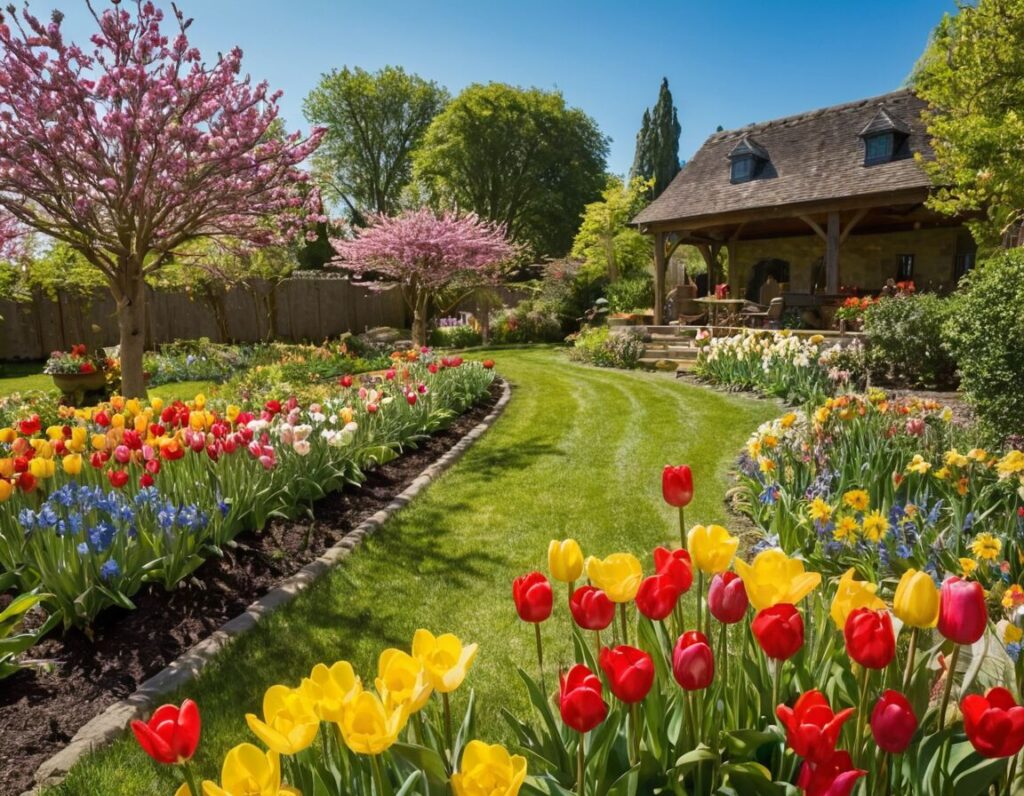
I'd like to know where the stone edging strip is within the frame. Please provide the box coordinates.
[29,378,513,794]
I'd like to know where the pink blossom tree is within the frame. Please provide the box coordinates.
[331,208,516,345]
[0,1,324,395]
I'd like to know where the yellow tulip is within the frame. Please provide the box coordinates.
[412,629,478,693]
[893,569,939,629]
[734,548,821,611]
[375,648,432,714]
[0,479,12,503]
[244,685,319,755]
[175,784,190,796]
[340,407,354,424]
[111,413,126,429]
[226,405,241,424]
[337,690,406,755]
[585,553,643,602]
[134,414,148,433]
[125,398,141,416]
[62,453,83,477]
[829,568,885,627]
[0,428,15,444]
[150,397,164,412]
[69,427,87,452]
[547,539,584,583]
[194,393,207,410]
[686,525,739,575]
[201,743,298,796]
[29,457,55,480]
[452,740,527,796]
[30,439,53,458]
[110,396,125,411]
[45,425,63,440]
[298,660,362,722]
[92,433,108,451]
[0,458,13,478]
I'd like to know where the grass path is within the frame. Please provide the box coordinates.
[49,347,778,795]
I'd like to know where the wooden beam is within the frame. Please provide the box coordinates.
[840,207,869,243]
[825,211,840,293]
[653,230,666,325]
[798,214,827,241]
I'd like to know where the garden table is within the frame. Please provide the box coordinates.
[695,297,747,328]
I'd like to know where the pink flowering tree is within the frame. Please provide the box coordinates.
[0,1,324,395]
[331,208,516,345]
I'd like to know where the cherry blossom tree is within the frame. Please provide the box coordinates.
[0,1,324,395]
[331,208,516,345]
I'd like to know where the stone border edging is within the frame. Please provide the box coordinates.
[28,378,512,794]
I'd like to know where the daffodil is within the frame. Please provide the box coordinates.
[338,690,406,755]
[375,648,432,713]
[584,552,643,601]
[299,661,361,722]
[734,548,821,611]
[412,629,478,693]
[906,455,932,475]
[547,539,584,583]
[686,525,738,575]
[452,740,527,796]
[944,449,970,469]
[830,568,885,627]
[244,685,319,755]
[201,743,298,796]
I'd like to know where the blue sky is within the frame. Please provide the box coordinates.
[44,0,953,175]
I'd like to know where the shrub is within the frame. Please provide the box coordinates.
[944,249,1024,439]
[429,324,483,348]
[605,275,654,313]
[491,302,563,344]
[568,326,643,369]
[862,293,958,388]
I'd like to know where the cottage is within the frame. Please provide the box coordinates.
[633,89,975,326]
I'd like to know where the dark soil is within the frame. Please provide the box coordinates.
[0,382,502,796]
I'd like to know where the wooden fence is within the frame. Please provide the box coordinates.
[0,277,408,360]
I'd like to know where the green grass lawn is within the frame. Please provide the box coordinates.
[0,363,217,404]
[46,347,778,795]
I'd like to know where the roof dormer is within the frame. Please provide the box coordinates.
[859,108,911,166]
[728,136,771,183]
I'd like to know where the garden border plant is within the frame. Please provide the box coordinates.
[29,379,511,793]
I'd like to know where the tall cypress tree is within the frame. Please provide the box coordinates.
[630,78,681,198]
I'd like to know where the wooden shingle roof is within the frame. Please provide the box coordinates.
[633,89,934,227]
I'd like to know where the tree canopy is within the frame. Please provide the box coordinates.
[412,83,609,261]
[630,78,681,199]
[571,176,653,283]
[304,66,448,225]
[915,0,1024,248]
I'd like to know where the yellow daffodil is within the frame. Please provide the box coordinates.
[960,557,978,577]
[970,532,1002,562]
[734,548,821,611]
[452,740,527,796]
[842,489,869,512]
[807,498,833,523]
[338,690,406,755]
[62,453,83,476]
[861,510,889,543]
[585,552,643,601]
[0,479,12,503]
[375,648,432,714]
[686,525,738,575]
[244,685,319,755]
[906,455,931,475]
[547,539,584,583]
[412,629,478,693]
[944,449,969,469]
[833,516,860,543]
[893,569,939,628]
[201,743,298,796]
[968,448,988,463]
[299,661,362,722]
[830,568,885,627]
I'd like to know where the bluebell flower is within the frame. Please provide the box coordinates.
[895,544,912,560]
[759,484,779,505]
[87,521,115,553]
[962,512,975,533]
[1008,643,1021,663]
[68,513,83,536]
[824,541,844,557]
[100,559,120,581]
[18,508,36,530]
[37,505,58,528]
[76,542,89,556]
[926,500,944,526]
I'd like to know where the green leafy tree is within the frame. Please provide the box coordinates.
[630,78,681,199]
[413,83,609,260]
[915,0,1024,247]
[304,66,449,225]
[571,176,653,282]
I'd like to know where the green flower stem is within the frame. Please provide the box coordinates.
[577,733,586,796]
[771,659,782,722]
[370,752,388,796]
[534,621,547,693]
[180,762,201,796]
[855,666,871,768]
[719,621,729,723]
[593,629,602,662]
[629,700,641,766]
[901,626,919,694]
[619,602,629,647]
[1005,752,1019,796]
[442,691,454,767]
[938,644,961,732]
[696,571,705,634]
[678,505,686,549]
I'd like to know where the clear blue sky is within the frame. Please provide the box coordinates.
[44,0,953,175]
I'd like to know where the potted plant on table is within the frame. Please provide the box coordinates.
[44,344,110,399]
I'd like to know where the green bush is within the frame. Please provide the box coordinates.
[862,293,958,388]
[568,326,643,369]
[429,325,483,348]
[944,249,1024,439]
[605,276,654,313]
[491,302,564,343]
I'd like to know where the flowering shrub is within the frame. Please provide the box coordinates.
[834,296,876,325]
[429,324,483,348]
[491,303,564,344]
[144,339,261,386]
[43,344,110,376]
[862,293,959,388]
[567,326,643,369]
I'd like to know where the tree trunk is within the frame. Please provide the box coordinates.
[115,265,148,398]
[412,290,429,347]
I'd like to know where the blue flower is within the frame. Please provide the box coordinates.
[18,508,36,530]
[759,484,779,505]
[895,544,912,560]
[752,534,780,556]
[37,505,58,528]
[87,521,115,553]
[100,559,121,581]
[76,542,89,556]
[1008,643,1021,663]
[962,512,975,532]
[926,500,944,526]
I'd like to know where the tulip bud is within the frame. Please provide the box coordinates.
[686,524,738,574]
[653,546,693,594]
[635,574,679,621]
[893,569,939,629]
[131,698,201,764]
[512,572,553,623]
[598,645,654,703]
[938,576,988,645]
[844,608,895,669]
[559,664,607,733]
[662,464,693,507]
[870,690,917,754]
[547,539,584,583]
[752,603,804,661]
[569,586,615,631]
[708,571,749,624]
[672,630,714,691]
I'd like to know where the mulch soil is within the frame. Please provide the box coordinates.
[0,382,501,795]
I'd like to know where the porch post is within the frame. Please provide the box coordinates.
[825,211,840,293]
[653,230,666,325]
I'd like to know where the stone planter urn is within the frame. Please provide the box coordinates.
[52,371,107,395]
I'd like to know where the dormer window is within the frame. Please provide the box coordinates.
[860,108,910,166]
[728,136,770,184]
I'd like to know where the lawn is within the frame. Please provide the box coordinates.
[0,362,218,404]
[46,347,778,795]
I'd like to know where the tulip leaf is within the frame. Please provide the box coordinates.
[719,762,800,795]
[605,763,639,796]
[388,742,448,796]
[720,728,783,759]
[951,749,1006,796]
[515,667,571,774]
[394,771,423,796]
[452,689,477,766]
[520,775,576,796]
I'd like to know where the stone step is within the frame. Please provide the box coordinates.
[638,356,699,372]
[641,348,699,360]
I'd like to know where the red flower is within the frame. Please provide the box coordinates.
[661,464,693,508]
[708,571,749,624]
[264,400,282,416]
[598,645,654,703]
[107,469,129,489]
[776,690,854,762]
[482,359,495,369]
[406,393,418,406]
[570,586,615,631]
[70,343,87,357]
[938,576,988,645]
[512,572,553,623]
[428,363,439,374]
[672,630,714,691]
[385,369,396,381]
[79,362,95,374]
[140,472,154,488]
[17,471,36,492]
[339,375,353,388]
[130,699,201,765]
[635,574,679,621]
[962,687,1024,758]
[796,749,866,796]
[94,410,110,428]
[653,546,693,594]
[559,664,607,733]
[18,415,41,436]
[870,690,917,754]
[752,603,804,661]
[843,608,895,669]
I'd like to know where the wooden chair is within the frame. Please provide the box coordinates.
[675,297,707,326]
[742,297,785,328]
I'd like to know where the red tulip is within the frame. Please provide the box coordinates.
[339,374,353,388]
[672,630,714,691]
[962,687,1024,758]
[512,571,553,623]
[843,608,895,669]
[482,359,495,369]
[406,392,418,406]
[751,603,804,661]
[653,546,693,594]
[870,690,917,754]
[570,586,615,631]
[17,471,36,492]
[18,415,41,436]
[708,571,749,624]
[598,645,654,703]
[776,690,854,763]
[796,749,866,796]
[938,576,988,645]
[140,472,154,488]
[559,664,607,733]
[130,698,201,765]
[662,464,693,508]
[94,410,110,428]
[635,574,679,621]
[107,469,129,489]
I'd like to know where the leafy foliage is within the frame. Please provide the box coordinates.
[567,326,643,369]
[570,176,653,283]
[629,78,681,199]
[605,276,654,313]
[490,303,564,344]
[862,294,959,388]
